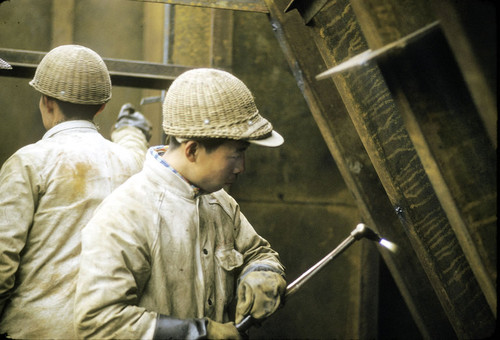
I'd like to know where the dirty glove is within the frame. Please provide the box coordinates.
[207,319,242,340]
[114,103,152,141]
[153,315,207,339]
[235,271,286,324]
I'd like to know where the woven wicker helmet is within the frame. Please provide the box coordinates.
[163,68,284,147]
[0,57,11,70]
[29,45,111,105]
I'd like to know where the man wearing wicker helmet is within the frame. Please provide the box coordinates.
[75,68,286,339]
[0,45,151,339]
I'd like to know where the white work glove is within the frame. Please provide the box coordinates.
[114,103,152,141]
[235,271,286,324]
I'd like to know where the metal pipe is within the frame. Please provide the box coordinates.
[236,223,396,333]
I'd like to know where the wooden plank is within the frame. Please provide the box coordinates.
[264,1,454,338]
[129,0,269,13]
[308,0,495,337]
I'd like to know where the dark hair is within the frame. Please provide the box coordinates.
[168,136,228,153]
[47,96,102,121]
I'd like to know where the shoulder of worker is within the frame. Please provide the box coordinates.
[207,189,240,217]
[0,141,50,178]
[84,172,156,230]
[3,130,141,176]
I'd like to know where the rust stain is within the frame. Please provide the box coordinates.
[65,162,90,200]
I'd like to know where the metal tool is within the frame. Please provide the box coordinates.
[235,223,397,333]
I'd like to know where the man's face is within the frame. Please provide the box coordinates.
[193,140,249,193]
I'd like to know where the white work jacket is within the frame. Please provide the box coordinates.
[75,147,285,339]
[0,121,147,339]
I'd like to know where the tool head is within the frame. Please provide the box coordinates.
[351,223,398,252]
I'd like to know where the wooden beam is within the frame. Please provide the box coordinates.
[128,0,269,13]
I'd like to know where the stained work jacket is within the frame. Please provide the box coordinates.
[0,121,147,339]
[75,147,285,339]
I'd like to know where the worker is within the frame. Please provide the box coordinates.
[0,45,151,339]
[74,68,287,339]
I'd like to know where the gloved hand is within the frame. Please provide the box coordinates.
[114,103,152,141]
[206,319,241,340]
[235,271,286,324]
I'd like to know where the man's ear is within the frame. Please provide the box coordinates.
[184,141,199,162]
[96,103,106,115]
[42,95,55,113]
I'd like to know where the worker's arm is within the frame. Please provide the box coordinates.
[0,152,38,313]
[224,194,286,324]
[111,103,151,164]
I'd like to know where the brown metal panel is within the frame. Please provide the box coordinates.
[349,0,434,49]
[210,8,234,69]
[374,30,497,316]
[308,0,495,337]
[350,0,496,322]
[141,2,165,145]
[430,0,497,148]
[129,0,269,13]
[347,0,496,145]
[170,5,212,66]
[51,0,75,47]
[264,0,454,338]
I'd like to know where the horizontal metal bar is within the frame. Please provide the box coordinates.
[316,21,440,79]
[128,0,269,13]
[0,48,192,90]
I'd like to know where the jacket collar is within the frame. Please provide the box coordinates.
[145,146,203,200]
[43,120,97,140]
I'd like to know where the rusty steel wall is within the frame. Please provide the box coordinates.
[0,1,365,338]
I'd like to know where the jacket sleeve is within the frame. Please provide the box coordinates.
[0,153,39,313]
[153,314,208,339]
[111,125,148,166]
[74,192,157,339]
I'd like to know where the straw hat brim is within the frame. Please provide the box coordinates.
[248,130,284,147]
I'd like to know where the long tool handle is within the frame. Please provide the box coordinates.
[236,234,357,333]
